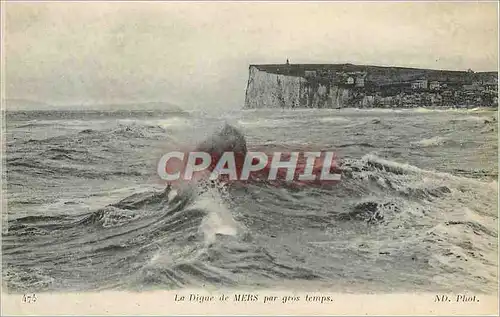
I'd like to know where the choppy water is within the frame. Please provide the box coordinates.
[2,108,498,293]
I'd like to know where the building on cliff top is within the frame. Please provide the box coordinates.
[245,63,498,109]
[305,70,317,77]
[429,81,441,90]
[411,79,428,89]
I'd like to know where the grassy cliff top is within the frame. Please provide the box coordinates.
[250,63,498,85]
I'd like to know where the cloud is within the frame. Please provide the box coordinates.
[4,2,498,110]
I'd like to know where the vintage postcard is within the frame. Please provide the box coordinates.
[1,1,498,316]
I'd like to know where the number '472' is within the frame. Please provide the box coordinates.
[22,294,37,303]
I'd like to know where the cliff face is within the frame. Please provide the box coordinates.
[244,64,498,109]
[244,66,350,109]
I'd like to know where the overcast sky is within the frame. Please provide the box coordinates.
[4,1,499,110]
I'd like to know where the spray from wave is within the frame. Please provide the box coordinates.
[3,110,498,293]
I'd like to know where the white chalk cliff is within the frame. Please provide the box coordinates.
[243,64,499,109]
[244,65,351,109]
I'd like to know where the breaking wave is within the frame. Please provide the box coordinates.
[4,152,497,292]
[4,110,498,294]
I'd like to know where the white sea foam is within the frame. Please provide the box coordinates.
[145,117,193,129]
[237,118,304,127]
[193,186,240,245]
[411,136,448,147]
[318,116,351,123]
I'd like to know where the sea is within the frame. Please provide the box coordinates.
[2,107,498,293]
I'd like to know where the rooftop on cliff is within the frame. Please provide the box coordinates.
[250,63,497,85]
